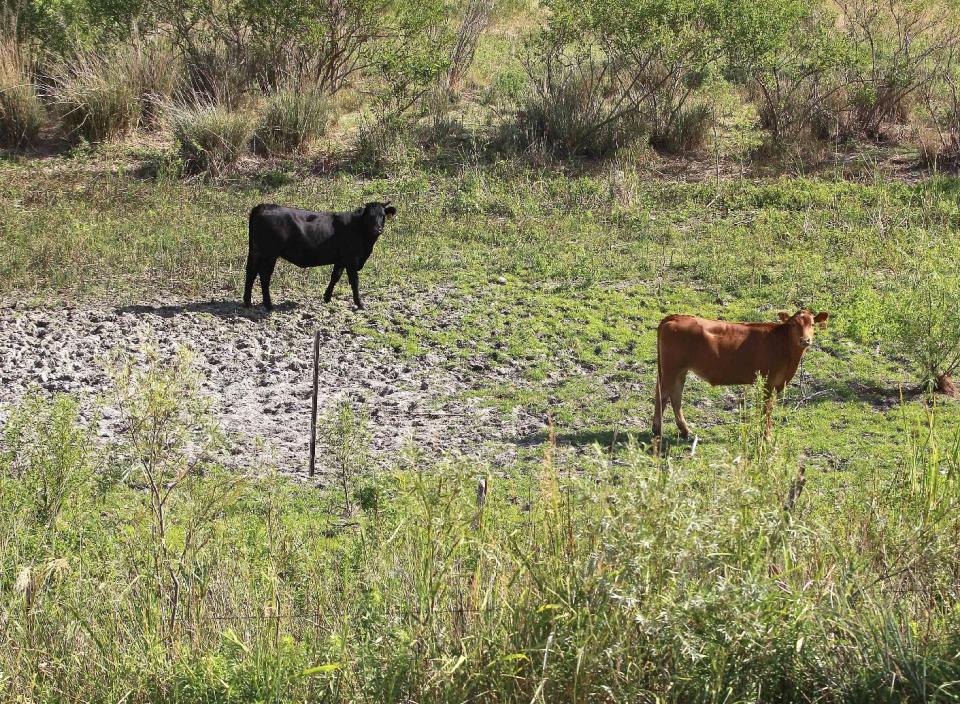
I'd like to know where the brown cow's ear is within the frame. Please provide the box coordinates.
[814,311,829,326]
[778,312,791,323]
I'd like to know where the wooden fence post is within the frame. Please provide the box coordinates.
[309,330,320,478]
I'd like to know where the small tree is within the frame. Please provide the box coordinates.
[890,267,960,395]
[836,0,960,139]
[321,399,372,514]
[722,0,847,145]
[113,347,244,642]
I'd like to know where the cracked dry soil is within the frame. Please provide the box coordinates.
[0,291,545,480]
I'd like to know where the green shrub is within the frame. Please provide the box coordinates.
[170,103,256,175]
[484,64,526,108]
[352,115,414,175]
[843,282,886,344]
[51,51,140,142]
[0,40,44,147]
[3,395,93,528]
[890,264,960,394]
[255,87,330,154]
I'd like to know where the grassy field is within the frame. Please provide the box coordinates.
[2,149,960,701]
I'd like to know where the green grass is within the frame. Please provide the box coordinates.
[2,152,960,700]
[2,366,960,702]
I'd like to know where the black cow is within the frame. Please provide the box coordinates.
[244,201,397,310]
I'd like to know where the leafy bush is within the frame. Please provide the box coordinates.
[3,395,93,528]
[51,50,140,142]
[518,0,758,157]
[890,265,960,394]
[255,87,330,154]
[170,102,256,174]
[843,281,886,344]
[0,39,43,147]
[836,0,959,140]
[485,64,527,109]
[727,1,845,146]
[919,44,960,169]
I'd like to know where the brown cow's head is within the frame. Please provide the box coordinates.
[777,310,829,349]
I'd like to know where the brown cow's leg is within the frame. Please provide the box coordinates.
[763,382,782,439]
[669,373,690,440]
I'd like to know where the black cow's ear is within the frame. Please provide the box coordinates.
[385,206,397,217]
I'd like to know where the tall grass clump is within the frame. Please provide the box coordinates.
[255,86,330,155]
[0,39,44,147]
[170,102,256,174]
[352,114,414,175]
[125,38,180,127]
[51,50,141,142]
[651,102,712,154]
[514,64,644,158]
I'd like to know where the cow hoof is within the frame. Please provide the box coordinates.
[679,430,690,441]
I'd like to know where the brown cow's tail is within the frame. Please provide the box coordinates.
[655,321,663,405]
[653,317,669,439]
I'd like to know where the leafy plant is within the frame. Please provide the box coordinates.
[890,265,960,394]
[320,399,372,514]
[3,395,93,528]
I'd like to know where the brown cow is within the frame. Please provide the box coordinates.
[653,310,829,439]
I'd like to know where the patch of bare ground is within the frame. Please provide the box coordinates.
[0,290,545,481]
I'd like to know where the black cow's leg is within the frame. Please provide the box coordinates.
[324,265,344,303]
[347,267,363,309]
[259,257,278,311]
[243,254,258,307]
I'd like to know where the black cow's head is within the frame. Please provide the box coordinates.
[362,200,397,237]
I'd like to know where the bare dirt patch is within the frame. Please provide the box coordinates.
[0,291,544,481]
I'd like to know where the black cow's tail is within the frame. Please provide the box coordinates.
[249,204,266,234]
[248,204,267,253]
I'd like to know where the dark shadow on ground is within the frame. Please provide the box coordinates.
[790,378,917,411]
[514,427,663,451]
[115,300,300,319]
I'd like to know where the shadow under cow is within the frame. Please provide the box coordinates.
[115,299,300,320]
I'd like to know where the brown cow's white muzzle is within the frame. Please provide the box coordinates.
[800,338,812,348]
